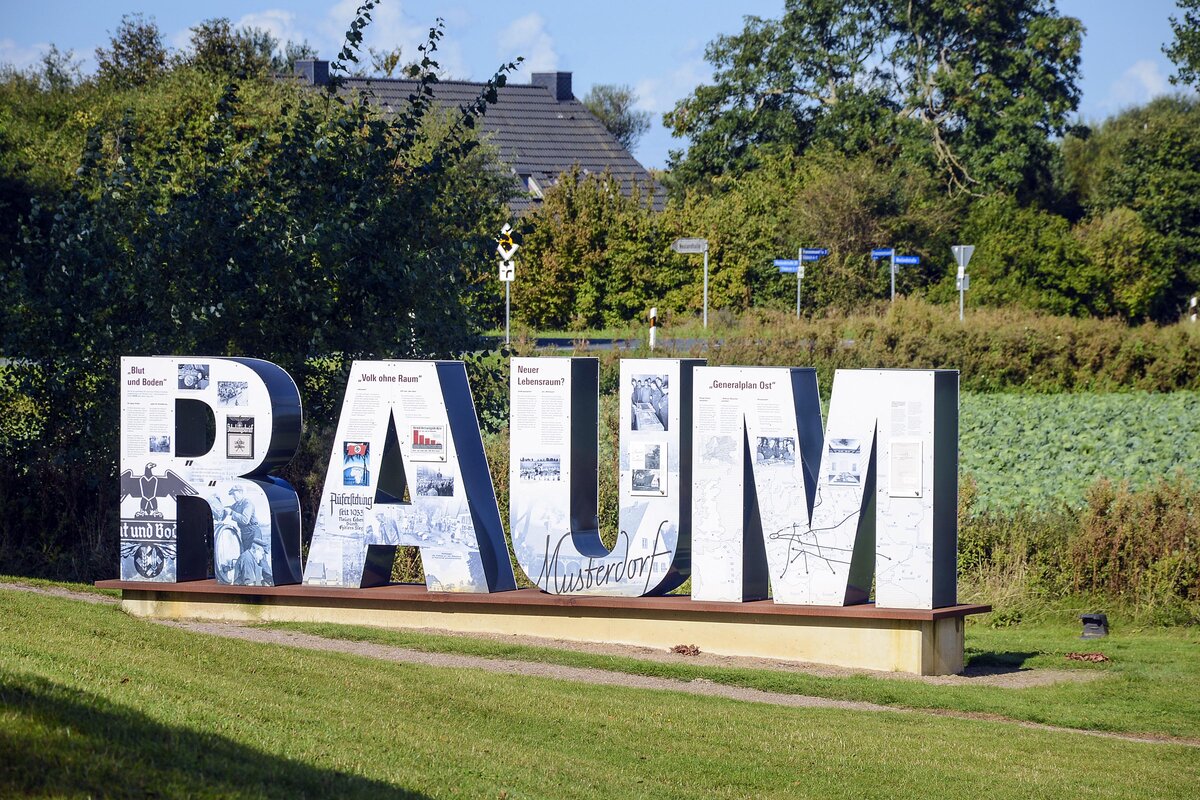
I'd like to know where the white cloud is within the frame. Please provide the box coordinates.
[0,38,97,76]
[167,26,194,54]
[317,1,468,77]
[634,58,709,114]
[0,38,53,71]
[496,13,557,81]
[1101,59,1171,112]
[237,9,309,50]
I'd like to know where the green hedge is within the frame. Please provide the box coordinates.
[578,298,1200,394]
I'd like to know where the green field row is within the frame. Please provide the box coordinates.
[960,391,1200,511]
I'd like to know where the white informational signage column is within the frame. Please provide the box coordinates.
[302,360,516,592]
[690,367,825,603]
[119,356,303,585]
[871,370,958,609]
[691,367,957,609]
[508,357,703,596]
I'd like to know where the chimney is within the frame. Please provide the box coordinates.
[295,59,330,87]
[531,71,572,102]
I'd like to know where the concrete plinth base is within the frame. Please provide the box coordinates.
[97,581,988,676]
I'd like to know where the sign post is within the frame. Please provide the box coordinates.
[497,224,519,345]
[776,248,828,317]
[671,237,710,327]
[951,245,975,322]
[871,248,895,301]
[799,248,827,317]
[873,248,919,302]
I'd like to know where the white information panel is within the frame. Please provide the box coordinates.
[119,356,303,586]
[302,360,516,592]
[691,367,822,603]
[508,357,702,596]
[691,367,957,609]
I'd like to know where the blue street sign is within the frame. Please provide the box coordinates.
[801,248,829,257]
[894,255,921,265]
[871,248,893,259]
[773,259,800,268]
[777,264,799,273]
[801,253,822,262]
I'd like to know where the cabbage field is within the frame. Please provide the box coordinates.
[959,391,1200,511]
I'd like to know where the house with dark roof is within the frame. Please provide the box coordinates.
[294,60,663,214]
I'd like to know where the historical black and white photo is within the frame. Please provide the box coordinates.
[629,442,667,496]
[519,455,561,481]
[826,438,863,485]
[632,469,661,493]
[630,374,668,431]
[226,417,255,460]
[755,436,796,465]
[416,466,455,496]
[217,380,250,406]
[211,483,272,586]
[148,435,171,453]
[177,363,209,390]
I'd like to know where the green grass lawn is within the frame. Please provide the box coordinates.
[2,588,1198,799]
[266,616,1200,740]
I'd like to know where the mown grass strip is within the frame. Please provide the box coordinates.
[2,589,1198,800]
[259,618,1200,740]
[0,575,121,598]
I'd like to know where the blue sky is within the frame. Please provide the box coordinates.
[0,1,1190,169]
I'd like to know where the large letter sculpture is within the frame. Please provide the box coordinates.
[691,367,957,609]
[508,357,703,596]
[119,356,303,585]
[302,361,516,592]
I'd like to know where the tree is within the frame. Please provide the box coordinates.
[665,0,1082,196]
[960,194,1097,317]
[274,40,319,74]
[1,7,519,579]
[35,45,82,92]
[582,84,650,152]
[1165,0,1200,87]
[183,18,276,77]
[1061,96,1200,315]
[94,13,168,88]
[181,18,320,77]
[1073,208,1171,322]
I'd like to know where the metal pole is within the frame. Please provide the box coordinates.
[890,252,896,302]
[796,247,802,318]
[703,248,709,329]
[505,282,511,345]
[959,283,964,322]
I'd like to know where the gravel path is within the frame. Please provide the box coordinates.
[4,580,1196,748]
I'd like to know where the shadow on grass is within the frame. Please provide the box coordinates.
[0,673,427,799]
[963,650,1041,675]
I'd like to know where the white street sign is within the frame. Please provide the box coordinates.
[951,245,975,269]
[671,237,709,254]
[499,261,515,282]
